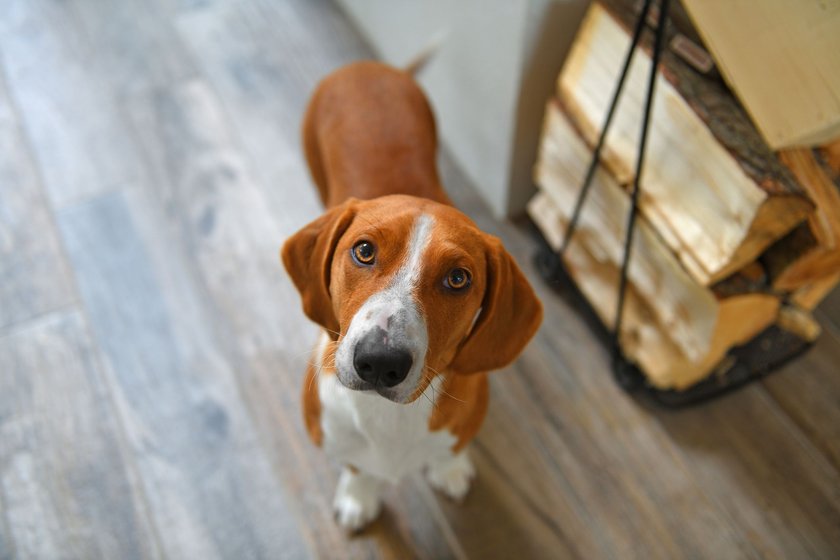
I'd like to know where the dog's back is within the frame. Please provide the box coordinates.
[302,61,451,208]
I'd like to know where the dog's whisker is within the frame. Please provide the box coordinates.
[302,352,337,371]
[321,327,343,339]
[438,388,466,404]
[420,384,439,410]
[308,368,317,393]
[437,387,466,404]
[423,365,443,380]
[418,371,444,411]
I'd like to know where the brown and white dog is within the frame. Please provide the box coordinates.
[282,61,542,530]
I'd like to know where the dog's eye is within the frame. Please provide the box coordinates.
[444,268,471,291]
[352,241,376,265]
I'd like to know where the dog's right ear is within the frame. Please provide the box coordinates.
[281,199,357,336]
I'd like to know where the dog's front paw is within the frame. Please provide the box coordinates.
[426,452,475,502]
[333,468,383,531]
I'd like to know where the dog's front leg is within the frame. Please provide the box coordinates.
[426,450,476,502]
[333,466,384,531]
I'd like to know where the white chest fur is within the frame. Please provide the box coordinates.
[318,373,455,483]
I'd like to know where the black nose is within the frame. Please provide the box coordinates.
[353,330,413,388]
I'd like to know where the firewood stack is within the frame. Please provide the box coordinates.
[528,0,840,391]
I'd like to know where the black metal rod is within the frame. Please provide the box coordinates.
[559,0,655,255]
[611,0,671,367]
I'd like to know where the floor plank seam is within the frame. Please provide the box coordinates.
[413,483,470,560]
[759,382,840,474]
[106,67,336,559]
[471,439,580,555]
[71,305,168,560]
[815,308,840,339]
[0,489,20,560]
[0,50,169,558]
[0,303,80,340]
[754,381,840,473]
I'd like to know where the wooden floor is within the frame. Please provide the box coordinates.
[1,0,839,558]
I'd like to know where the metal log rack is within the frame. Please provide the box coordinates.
[533,0,812,406]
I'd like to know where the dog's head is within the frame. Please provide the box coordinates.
[282,195,542,403]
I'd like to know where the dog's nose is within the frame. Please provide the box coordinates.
[353,331,413,388]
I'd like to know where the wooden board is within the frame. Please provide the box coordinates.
[656,384,840,557]
[69,0,196,94]
[558,2,812,285]
[763,324,840,472]
[0,0,145,207]
[817,284,840,332]
[460,274,760,558]
[172,0,366,224]
[0,311,159,559]
[530,104,780,389]
[501,271,840,558]
[56,190,309,559]
[0,68,75,329]
[682,0,840,149]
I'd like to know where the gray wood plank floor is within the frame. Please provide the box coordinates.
[0,0,838,558]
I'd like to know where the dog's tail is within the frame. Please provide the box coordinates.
[403,34,444,76]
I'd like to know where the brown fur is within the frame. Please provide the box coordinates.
[302,62,451,208]
[301,360,323,446]
[283,61,542,451]
[428,373,490,452]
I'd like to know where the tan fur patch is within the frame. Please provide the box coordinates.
[301,361,323,446]
[301,336,339,447]
[428,372,489,452]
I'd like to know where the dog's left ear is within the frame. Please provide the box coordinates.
[281,199,357,336]
[449,235,543,375]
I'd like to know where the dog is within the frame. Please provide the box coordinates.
[282,61,542,531]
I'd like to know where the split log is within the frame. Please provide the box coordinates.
[776,305,822,344]
[762,146,840,299]
[761,223,824,291]
[657,305,818,405]
[557,2,812,286]
[528,190,779,390]
[529,106,780,389]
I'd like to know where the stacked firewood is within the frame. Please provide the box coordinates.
[528,0,840,391]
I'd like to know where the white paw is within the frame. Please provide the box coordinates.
[333,468,382,531]
[426,452,476,502]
